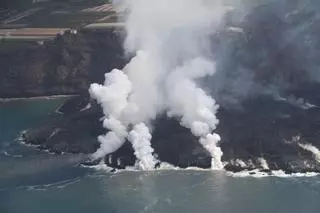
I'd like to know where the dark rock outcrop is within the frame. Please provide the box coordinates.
[23,95,103,154]
[22,96,213,169]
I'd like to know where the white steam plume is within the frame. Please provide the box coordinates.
[166,58,223,169]
[89,70,131,159]
[298,143,320,163]
[89,55,159,169]
[258,157,270,170]
[90,0,227,170]
[234,159,247,168]
[128,123,157,170]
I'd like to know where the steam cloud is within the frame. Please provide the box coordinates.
[258,157,270,170]
[89,0,227,170]
[298,143,320,163]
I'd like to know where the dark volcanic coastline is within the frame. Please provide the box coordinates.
[3,1,320,173]
[21,84,320,173]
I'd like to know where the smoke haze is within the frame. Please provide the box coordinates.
[90,0,228,170]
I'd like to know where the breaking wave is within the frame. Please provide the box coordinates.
[84,161,319,178]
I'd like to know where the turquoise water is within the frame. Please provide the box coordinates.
[0,98,65,161]
[1,99,320,213]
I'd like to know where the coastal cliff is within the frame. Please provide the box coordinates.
[0,28,125,98]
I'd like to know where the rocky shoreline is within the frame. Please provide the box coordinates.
[21,82,320,173]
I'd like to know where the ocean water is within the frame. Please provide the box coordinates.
[1,99,320,213]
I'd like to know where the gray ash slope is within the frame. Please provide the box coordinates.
[21,1,320,172]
